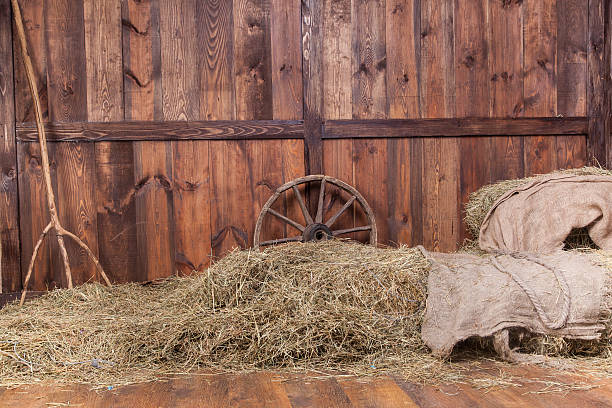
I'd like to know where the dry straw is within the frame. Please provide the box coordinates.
[0,240,611,390]
[0,241,452,388]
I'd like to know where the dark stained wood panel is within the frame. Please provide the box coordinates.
[488,0,525,182]
[16,120,305,142]
[524,0,558,176]
[455,0,492,242]
[162,0,208,276]
[0,0,20,292]
[587,0,610,167]
[556,0,588,169]
[124,0,173,281]
[302,0,323,175]
[45,0,99,286]
[420,0,459,252]
[323,118,588,138]
[270,0,302,120]
[12,0,47,124]
[85,0,135,284]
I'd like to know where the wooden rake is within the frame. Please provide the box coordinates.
[11,0,111,305]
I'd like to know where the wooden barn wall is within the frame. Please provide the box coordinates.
[320,0,590,250]
[11,0,304,291]
[0,0,604,293]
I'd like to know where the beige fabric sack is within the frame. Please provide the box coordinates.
[479,174,612,253]
[419,248,611,360]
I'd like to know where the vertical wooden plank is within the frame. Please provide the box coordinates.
[12,0,47,123]
[387,0,419,119]
[270,0,304,233]
[557,0,588,169]
[211,0,276,256]
[45,0,99,286]
[321,0,354,239]
[386,0,419,246]
[421,0,458,250]
[234,0,273,121]
[587,0,610,167]
[199,0,234,260]
[352,0,387,120]
[123,0,170,281]
[352,0,388,244]
[488,0,525,181]
[456,0,491,242]
[84,0,134,283]
[161,0,206,275]
[270,0,302,120]
[0,0,20,292]
[302,0,323,176]
[523,0,558,175]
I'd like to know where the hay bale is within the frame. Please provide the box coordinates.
[0,240,442,387]
[464,166,612,244]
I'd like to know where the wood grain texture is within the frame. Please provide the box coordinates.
[557,0,588,169]
[15,0,51,291]
[321,0,353,239]
[421,0,459,251]
[3,369,612,407]
[17,120,304,142]
[323,117,588,138]
[270,0,302,120]
[488,0,524,182]
[12,0,47,123]
[125,0,173,281]
[0,0,20,292]
[524,0,558,175]
[302,0,323,175]
[351,0,388,245]
[352,0,386,120]
[455,0,492,242]
[385,0,420,248]
[45,0,99,286]
[85,0,134,283]
[162,0,209,276]
[587,0,610,167]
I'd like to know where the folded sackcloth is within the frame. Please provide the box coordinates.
[419,248,611,361]
[478,174,612,253]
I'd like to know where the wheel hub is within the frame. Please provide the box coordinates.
[302,223,333,242]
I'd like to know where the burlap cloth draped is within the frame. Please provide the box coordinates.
[479,174,612,253]
[419,248,611,360]
[420,174,612,361]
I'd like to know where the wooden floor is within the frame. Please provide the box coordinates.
[1,365,612,408]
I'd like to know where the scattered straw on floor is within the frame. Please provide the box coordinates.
[463,166,612,243]
[1,240,611,391]
[0,241,447,388]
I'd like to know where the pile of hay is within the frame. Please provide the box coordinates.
[463,167,612,244]
[0,240,455,388]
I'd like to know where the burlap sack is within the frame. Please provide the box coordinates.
[419,248,611,359]
[479,174,612,253]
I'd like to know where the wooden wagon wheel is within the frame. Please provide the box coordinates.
[254,175,377,248]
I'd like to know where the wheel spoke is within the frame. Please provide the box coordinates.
[332,225,372,236]
[325,196,356,228]
[259,236,302,246]
[268,208,305,232]
[292,185,314,225]
[315,178,326,223]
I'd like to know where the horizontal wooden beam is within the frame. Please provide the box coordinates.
[16,120,305,142]
[16,117,590,143]
[323,117,589,139]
